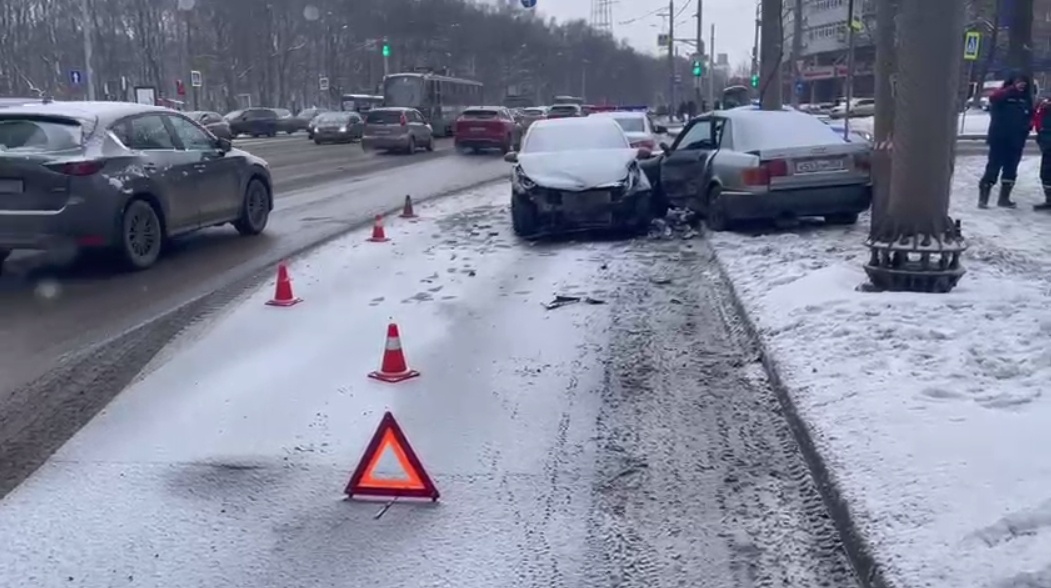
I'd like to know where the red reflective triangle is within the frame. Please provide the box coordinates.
[344,411,439,501]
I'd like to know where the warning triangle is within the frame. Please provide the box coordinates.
[344,411,439,501]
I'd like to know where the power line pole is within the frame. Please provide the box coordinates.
[668,0,676,113]
[864,0,967,293]
[709,24,716,108]
[81,0,96,100]
[696,0,703,108]
[870,0,898,235]
[842,0,857,139]
[759,0,784,109]
[751,3,761,99]
[790,0,803,106]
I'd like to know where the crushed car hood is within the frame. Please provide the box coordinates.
[519,149,639,191]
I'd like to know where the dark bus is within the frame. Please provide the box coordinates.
[382,72,483,137]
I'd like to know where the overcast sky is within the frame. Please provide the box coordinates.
[498,0,755,65]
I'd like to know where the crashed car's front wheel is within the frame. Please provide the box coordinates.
[511,194,539,237]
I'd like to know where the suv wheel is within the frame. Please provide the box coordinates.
[119,199,163,270]
[511,194,539,238]
[234,179,271,236]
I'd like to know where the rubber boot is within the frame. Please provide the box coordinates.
[978,182,992,209]
[1036,185,1051,210]
[997,182,1018,208]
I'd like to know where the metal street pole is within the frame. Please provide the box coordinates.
[751,3,761,99]
[870,0,898,236]
[864,0,967,293]
[759,0,783,109]
[709,24,716,108]
[668,0,676,113]
[696,0,703,108]
[791,0,804,106]
[81,0,96,100]
[843,0,857,140]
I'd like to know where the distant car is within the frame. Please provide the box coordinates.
[829,98,875,119]
[0,101,273,273]
[644,109,871,231]
[546,104,583,119]
[504,116,655,237]
[312,111,365,144]
[0,98,43,109]
[299,108,329,139]
[453,106,522,154]
[225,108,280,137]
[590,111,668,151]
[184,110,233,140]
[518,107,548,128]
[823,121,874,145]
[361,107,434,154]
[274,108,299,134]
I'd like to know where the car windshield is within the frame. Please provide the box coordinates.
[0,117,83,152]
[384,76,424,107]
[733,112,848,152]
[366,110,404,124]
[608,116,646,133]
[317,112,351,123]
[549,106,578,115]
[523,120,628,153]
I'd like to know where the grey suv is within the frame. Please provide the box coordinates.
[361,107,434,154]
[0,101,273,273]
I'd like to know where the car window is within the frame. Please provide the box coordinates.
[674,119,713,150]
[609,116,646,133]
[366,110,403,124]
[245,109,276,120]
[126,115,176,150]
[167,115,215,150]
[0,117,83,152]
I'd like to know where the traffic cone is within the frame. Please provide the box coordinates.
[266,263,302,307]
[399,195,418,218]
[368,322,420,383]
[367,214,390,242]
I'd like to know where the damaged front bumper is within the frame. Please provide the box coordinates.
[516,184,650,234]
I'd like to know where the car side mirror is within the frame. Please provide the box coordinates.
[659,142,671,154]
[655,125,668,134]
[216,137,232,152]
[503,152,519,163]
[636,148,653,160]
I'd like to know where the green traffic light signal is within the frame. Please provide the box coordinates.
[382,43,390,57]
[692,61,703,77]
[750,74,759,88]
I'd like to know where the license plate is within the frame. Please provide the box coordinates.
[470,126,487,132]
[0,179,24,194]
[565,190,611,207]
[795,158,845,173]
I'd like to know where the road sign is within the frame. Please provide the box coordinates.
[521,0,537,7]
[658,33,670,47]
[796,81,805,95]
[69,70,82,85]
[319,76,330,92]
[190,70,202,88]
[964,31,981,61]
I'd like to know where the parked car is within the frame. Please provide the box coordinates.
[517,106,548,129]
[453,106,522,154]
[504,116,655,237]
[312,111,365,144]
[0,101,273,273]
[184,110,233,139]
[225,107,280,137]
[361,107,434,154]
[589,110,668,151]
[643,108,871,231]
[547,103,583,119]
[829,98,876,119]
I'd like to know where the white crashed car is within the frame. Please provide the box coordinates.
[503,117,655,237]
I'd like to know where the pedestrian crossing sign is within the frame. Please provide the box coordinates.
[964,32,981,61]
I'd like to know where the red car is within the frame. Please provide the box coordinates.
[454,107,522,153]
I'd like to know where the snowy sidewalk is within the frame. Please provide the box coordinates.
[708,154,1051,587]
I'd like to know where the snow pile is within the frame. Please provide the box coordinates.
[707,155,1051,587]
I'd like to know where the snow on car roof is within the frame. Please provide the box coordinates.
[722,109,850,152]
[522,116,630,152]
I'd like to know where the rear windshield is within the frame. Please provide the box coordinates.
[0,117,83,152]
[523,109,545,116]
[609,116,645,133]
[366,110,404,124]
[461,109,500,119]
[734,112,847,152]
[549,105,579,115]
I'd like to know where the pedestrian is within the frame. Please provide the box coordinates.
[1034,95,1051,210]
[979,73,1034,209]
[687,99,697,119]
[677,101,687,122]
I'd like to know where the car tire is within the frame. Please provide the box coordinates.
[705,185,732,232]
[234,179,271,236]
[511,194,539,238]
[119,199,163,271]
[825,213,859,225]
[314,139,322,145]
[406,136,416,154]
[425,137,434,152]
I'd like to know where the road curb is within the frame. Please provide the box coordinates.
[0,174,507,500]
[706,240,894,588]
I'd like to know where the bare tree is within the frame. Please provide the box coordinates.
[759,0,784,110]
[863,0,967,293]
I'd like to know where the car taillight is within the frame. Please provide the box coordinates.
[854,153,871,172]
[741,159,789,186]
[631,140,657,150]
[48,160,105,176]
[400,114,408,126]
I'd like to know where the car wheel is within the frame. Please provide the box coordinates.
[705,185,732,232]
[425,137,434,152]
[406,136,417,154]
[314,138,322,145]
[825,213,859,225]
[234,179,271,236]
[119,199,163,271]
[511,194,539,238]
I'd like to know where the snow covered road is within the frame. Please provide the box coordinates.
[0,184,856,587]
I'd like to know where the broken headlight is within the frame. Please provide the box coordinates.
[513,165,537,191]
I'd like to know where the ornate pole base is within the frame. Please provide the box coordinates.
[862,220,967,293]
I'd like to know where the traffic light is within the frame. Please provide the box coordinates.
[750,74,759,88]
[382,41,391,58]
[692,60,703,77]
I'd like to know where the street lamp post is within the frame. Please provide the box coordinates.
[80,0,96,100]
